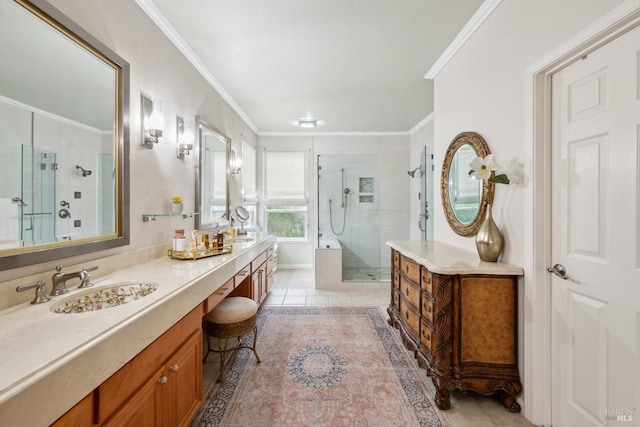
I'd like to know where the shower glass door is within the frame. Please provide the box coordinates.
[21,146,56,245]
[317,154,381,281]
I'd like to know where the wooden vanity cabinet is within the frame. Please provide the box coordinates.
[50,393,93,427]
[96,305,203,426]
[388,248,522,413]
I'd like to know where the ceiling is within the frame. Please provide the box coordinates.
[146,0,485,134]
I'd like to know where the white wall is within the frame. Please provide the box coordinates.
[433,0,627,264]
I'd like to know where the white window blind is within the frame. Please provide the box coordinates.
[242,140,257,202]
[265,152,306,201]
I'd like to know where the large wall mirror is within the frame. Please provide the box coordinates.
[0,0,130,269]
[195,117,230,232]
[440,132,494,236]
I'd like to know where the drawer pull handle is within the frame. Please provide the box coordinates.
[158,376,168,385]
[426,334,431,341]
[427,306,432,313]
[170,364,179,372]
[405,265,409,273]
[405,288,409,296]
[405,311,409,320]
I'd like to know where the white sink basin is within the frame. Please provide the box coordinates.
[52,282,159,314]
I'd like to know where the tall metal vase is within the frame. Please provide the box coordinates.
[475,203,503,262]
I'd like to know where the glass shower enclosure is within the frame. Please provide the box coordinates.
[317,154,382,281]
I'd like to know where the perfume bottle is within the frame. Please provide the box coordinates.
[173,229,186,253]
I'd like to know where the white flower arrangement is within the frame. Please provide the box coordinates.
[468,154,510,185]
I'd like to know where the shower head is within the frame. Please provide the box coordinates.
[11,196,27,206]
[407,166,421,178]
[76,165,92,177]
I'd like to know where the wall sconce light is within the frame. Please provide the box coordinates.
[141,94,165,148]
[176,116,194,159]
[297,118,317,128]
[231,149,242,175]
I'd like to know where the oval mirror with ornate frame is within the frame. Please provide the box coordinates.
[440,131,494,236]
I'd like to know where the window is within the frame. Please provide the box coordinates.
[264,151,307,241]
[241,140,257,203]
[241,141,258,228]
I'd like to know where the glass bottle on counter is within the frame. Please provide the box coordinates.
[173,229,186,253]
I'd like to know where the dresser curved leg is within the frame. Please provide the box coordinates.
[497,382,522,413]
[433,377,451,410]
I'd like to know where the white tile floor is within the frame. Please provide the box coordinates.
[267,269,534,427]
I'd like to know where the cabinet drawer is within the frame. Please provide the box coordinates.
[392,270,401,290]
[421,269,433,295]
[400,275,421,309]
[391,289,400,310]
[251,251,267,272]
[392,250,400,269]
[399,296,420,339]
[421,295,434,324]
[266,245,274,259]
[400,256,420,283]
[420,321,437,356]
[204,278,234,313]
[234,265,251,287]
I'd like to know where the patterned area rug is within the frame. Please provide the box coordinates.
[191,306,450,426]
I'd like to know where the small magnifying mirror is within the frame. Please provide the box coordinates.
[235,206,250,235]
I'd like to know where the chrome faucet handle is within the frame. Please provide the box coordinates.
[77,265,99,289]
[16,281,50,304]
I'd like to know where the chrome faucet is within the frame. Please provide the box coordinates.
[51,265,99,296]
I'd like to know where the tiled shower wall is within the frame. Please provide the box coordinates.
[314,136,410,279]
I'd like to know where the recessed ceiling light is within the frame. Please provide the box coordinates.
[297,118,317,128]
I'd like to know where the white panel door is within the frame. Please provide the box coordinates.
[551,25,640,427]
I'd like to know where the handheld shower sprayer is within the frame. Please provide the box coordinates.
[76,165,92,177]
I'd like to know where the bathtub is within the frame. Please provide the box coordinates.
[318,239,341,250]
[315,239,343,289]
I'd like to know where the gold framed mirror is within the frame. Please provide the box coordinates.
[440,132,494,236]
[195,117,230,231]
[0,0,130,269]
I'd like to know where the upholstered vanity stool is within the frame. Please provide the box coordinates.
[203,296,261,381]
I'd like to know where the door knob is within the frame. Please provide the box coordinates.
[547,263,569,280]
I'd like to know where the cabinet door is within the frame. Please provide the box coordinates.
[51,393,93,427]
[259,266,267,303]
[103,366,164,427]
[252,269,261,303]
[168,330,202,427]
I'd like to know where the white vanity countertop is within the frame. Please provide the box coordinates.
[0,232,276,427]
[387,240,523,275]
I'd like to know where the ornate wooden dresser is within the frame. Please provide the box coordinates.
[387,241,524,412]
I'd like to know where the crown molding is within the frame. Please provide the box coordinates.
[408,112,434,135]
[424,0,502,80]
[135,0,259,134]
